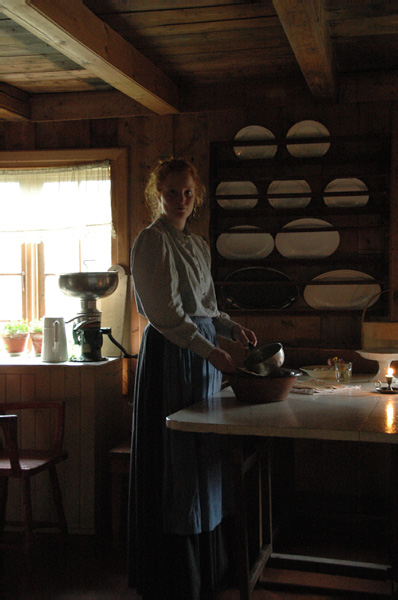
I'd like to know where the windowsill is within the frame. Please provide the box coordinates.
[0,352,121,367]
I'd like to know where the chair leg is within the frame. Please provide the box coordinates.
[22,477,33,559]
[48,465,68,536]
[0,476,8,540]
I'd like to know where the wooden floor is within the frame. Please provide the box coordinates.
[0,532,395,599]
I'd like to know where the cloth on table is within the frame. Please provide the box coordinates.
[292,379,361,395]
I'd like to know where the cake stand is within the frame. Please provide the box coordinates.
[356,349,398,381]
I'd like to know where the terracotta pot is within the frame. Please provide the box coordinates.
[2,333,29,356]
[30,332,43,356]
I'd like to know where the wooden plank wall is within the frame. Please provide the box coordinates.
[0,85,393,374]
[0,81,395,522]
[0,360,125,535]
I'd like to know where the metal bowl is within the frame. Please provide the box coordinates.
[58,272,119,300]
[243,342,284,375]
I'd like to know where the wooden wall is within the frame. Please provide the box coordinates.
[0,76,395,534]
[0,359,124,535]
[0,78,395,377]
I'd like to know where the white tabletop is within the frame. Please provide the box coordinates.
[166,383,398,444]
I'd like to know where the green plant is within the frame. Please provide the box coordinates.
[2,319,30,336]
[29,319,43,333]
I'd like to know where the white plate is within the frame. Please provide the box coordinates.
[234,125,277,159]
[301,365,336,380]
[286,120,330,157]
[275,218,340,259]
[304,270,381,310]
[216,181,258,209]
[267,180,311,209]
[323,178,369,207]
[216,226,274,260]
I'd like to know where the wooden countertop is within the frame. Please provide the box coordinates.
[166,382,398,444]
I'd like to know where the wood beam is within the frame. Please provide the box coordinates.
[0,83,30,120]
[0,0,179,115]
[272,0,338,102]
[30,90,152,121]
[27,70,398,122]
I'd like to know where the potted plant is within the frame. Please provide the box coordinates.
[2,319,30,356]
[29,319,43,356]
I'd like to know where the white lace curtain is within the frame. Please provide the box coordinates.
[0,162,112,244]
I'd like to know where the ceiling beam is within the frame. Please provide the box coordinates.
[30,90,152,122]
[15,70,398,123]
[0,83,30,120]
[0,0,179,115]
[272,0,338,102]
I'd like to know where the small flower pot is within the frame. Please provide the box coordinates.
[30,332,43,356]
[2,333,29,356]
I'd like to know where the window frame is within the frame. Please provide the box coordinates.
[0,148,132,392]
[0,148,129,269]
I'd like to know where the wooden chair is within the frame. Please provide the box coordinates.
[0,401,68,560]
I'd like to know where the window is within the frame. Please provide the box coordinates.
[0,162,112,325]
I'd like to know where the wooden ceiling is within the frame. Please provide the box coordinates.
[0,0,397,121]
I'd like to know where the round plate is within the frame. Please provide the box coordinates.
[286,120,330,158]
[275,218,340,259]
[222,267,298,310]
[234,125,277,159]
[323,178,369,207]
[216,181,258,210]
[267,180,312,209]
[304,270,381,310]
[216,226,274,260]
[301,365,336,379]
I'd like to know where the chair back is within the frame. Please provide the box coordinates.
[0,414,19,475]
[0,401,66,474]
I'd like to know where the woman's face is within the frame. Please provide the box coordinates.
[158,170,196,230]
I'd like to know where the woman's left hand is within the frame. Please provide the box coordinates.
[232,325,257,348]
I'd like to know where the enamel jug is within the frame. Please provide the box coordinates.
[42,317,68,362]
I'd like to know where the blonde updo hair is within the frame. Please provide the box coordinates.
[144,157,206,221]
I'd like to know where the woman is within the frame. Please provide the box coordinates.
[128,157,257,599]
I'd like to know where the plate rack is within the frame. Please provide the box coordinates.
[209,129,391,315]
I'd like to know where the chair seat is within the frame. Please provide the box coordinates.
[0,450,68,476]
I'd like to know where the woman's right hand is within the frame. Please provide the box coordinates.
[208,347,236,373]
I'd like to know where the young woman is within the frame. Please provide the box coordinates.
[128,158,257,599]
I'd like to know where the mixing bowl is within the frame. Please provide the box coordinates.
[227,368,300,404]
[243,342,284,375]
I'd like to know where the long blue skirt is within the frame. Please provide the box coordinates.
[128,318,235,598]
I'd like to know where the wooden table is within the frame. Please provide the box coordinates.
[166,383,398,599]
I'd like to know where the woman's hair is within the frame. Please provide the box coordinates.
[144,157,206,220]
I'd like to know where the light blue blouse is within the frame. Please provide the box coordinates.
[131,217,239,358]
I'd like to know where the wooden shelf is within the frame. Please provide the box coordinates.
[210,131,391,317]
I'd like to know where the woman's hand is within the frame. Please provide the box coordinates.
[208,347,236,373]
[232,325,257,348]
